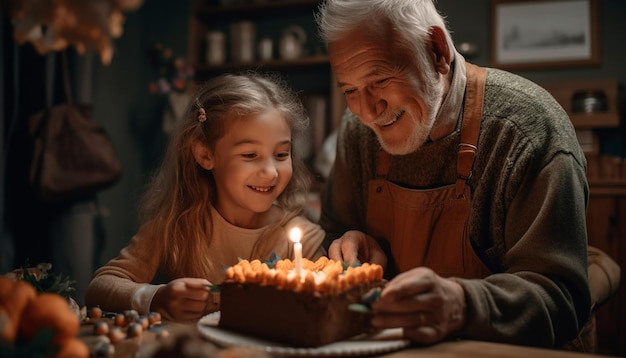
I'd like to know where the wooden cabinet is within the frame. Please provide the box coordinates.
[539,80,625,356]
[540,79,620,154]
[187,0,346,168]
[540,79,620,129]
[586,179,626,356]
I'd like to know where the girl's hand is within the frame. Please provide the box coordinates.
[150,277,212,321]
[328,230,388,268]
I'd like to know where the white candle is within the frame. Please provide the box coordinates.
[289,227,303,277]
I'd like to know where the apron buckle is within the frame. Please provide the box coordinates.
[458,143,477,151]
[458,171,473,181]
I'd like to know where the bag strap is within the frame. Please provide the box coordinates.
[61,51,74,104]
[33,51,73,188]
[45,53,55,108]
[44,50,74,106]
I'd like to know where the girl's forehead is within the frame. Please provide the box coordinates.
[221,109,291,138]
[228,108,289,126]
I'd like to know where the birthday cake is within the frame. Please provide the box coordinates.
[218,256,385,347]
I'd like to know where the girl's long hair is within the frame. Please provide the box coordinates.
[136,72,311,277]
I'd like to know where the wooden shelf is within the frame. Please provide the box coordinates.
[588,179,626,196]
[539,79,621,129]
[195,54,330,75]
[188,0,345,170]
[570,112,620,128]
[195,0,321,19]
[586,194,626,356]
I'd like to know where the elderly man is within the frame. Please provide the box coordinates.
[316,0,618,351]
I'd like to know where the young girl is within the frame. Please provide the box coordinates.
[86,72,326,321]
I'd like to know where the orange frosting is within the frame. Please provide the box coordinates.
[224,257,383,294]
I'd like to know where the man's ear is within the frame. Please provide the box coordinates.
[192,140,214,170]
[428,26,451,75]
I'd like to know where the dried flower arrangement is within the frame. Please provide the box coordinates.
[4,0,143,65]
[147,43,195,95]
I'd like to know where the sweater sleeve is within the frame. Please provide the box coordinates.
[85,234,163,313]
[319,113,368,249]
[454,154,591,347]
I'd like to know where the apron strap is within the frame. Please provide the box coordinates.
[456,63,487,197]
[373,63,487,188]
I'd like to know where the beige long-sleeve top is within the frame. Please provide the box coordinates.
[86,205,325,314]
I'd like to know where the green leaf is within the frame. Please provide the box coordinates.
[362,287,382,306]
[348,287,383,314]
[341,261,362,272]
[263,252,282,269]
[341,261,350,271]
[348,303,371,313]
[19,264,76,299]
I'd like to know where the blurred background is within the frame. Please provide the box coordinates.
[1,0,626,354]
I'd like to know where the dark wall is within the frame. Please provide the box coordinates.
[438,1,626,83]
[438,0,626,160]
[91,0,192,264]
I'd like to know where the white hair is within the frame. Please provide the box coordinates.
[316,0,455,71]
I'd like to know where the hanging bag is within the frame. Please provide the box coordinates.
[28,53,121,204]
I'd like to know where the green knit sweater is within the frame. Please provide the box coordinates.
[319,64,590,348]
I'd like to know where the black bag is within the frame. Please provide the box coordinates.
[28,102,122,204]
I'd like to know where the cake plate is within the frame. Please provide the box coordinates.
[197,312,411,357]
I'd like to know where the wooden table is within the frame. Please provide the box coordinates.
[79,320,616,358]
[382,340,613,358]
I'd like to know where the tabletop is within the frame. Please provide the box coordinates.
[78,318,616,358]
[381,340,613,358]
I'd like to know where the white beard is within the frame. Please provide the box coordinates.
[380,74,445,155]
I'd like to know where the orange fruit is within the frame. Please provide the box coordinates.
[55,337,89,358]
[18,292,79,344]
[0,309,11,342]
[0,277,37,342]
[0,276,14,298]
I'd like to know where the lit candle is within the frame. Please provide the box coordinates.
[289,227,302,277]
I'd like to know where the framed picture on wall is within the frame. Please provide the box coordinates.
[490,0,600,71]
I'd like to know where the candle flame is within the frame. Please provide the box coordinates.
[289,227,302,243]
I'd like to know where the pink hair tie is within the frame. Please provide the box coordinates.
[198,107,207,123]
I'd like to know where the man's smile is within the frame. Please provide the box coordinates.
[377,110,405,127]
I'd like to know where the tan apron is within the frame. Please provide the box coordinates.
[365,63,490,279]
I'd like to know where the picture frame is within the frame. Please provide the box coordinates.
[490,0,600,71]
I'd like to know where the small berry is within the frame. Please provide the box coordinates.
[137,316,149,329]
[107,327,125,344]
[114,313,126,327]
[123,309,140,325]
[93,321,110,336]
[93,342,115,357]
[126,322,143,338]
[148,311,162,325]
[90,306,103,320]
[156,329,170,340]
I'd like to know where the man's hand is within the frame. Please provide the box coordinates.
[150,277,211,321]
[371,267,466,344]
[328,230,388,268]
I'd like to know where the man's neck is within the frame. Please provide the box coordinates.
[429,54,467,141]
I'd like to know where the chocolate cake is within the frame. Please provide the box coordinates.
[218,257,385,347]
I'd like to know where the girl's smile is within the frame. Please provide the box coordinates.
[249,185,274,193]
